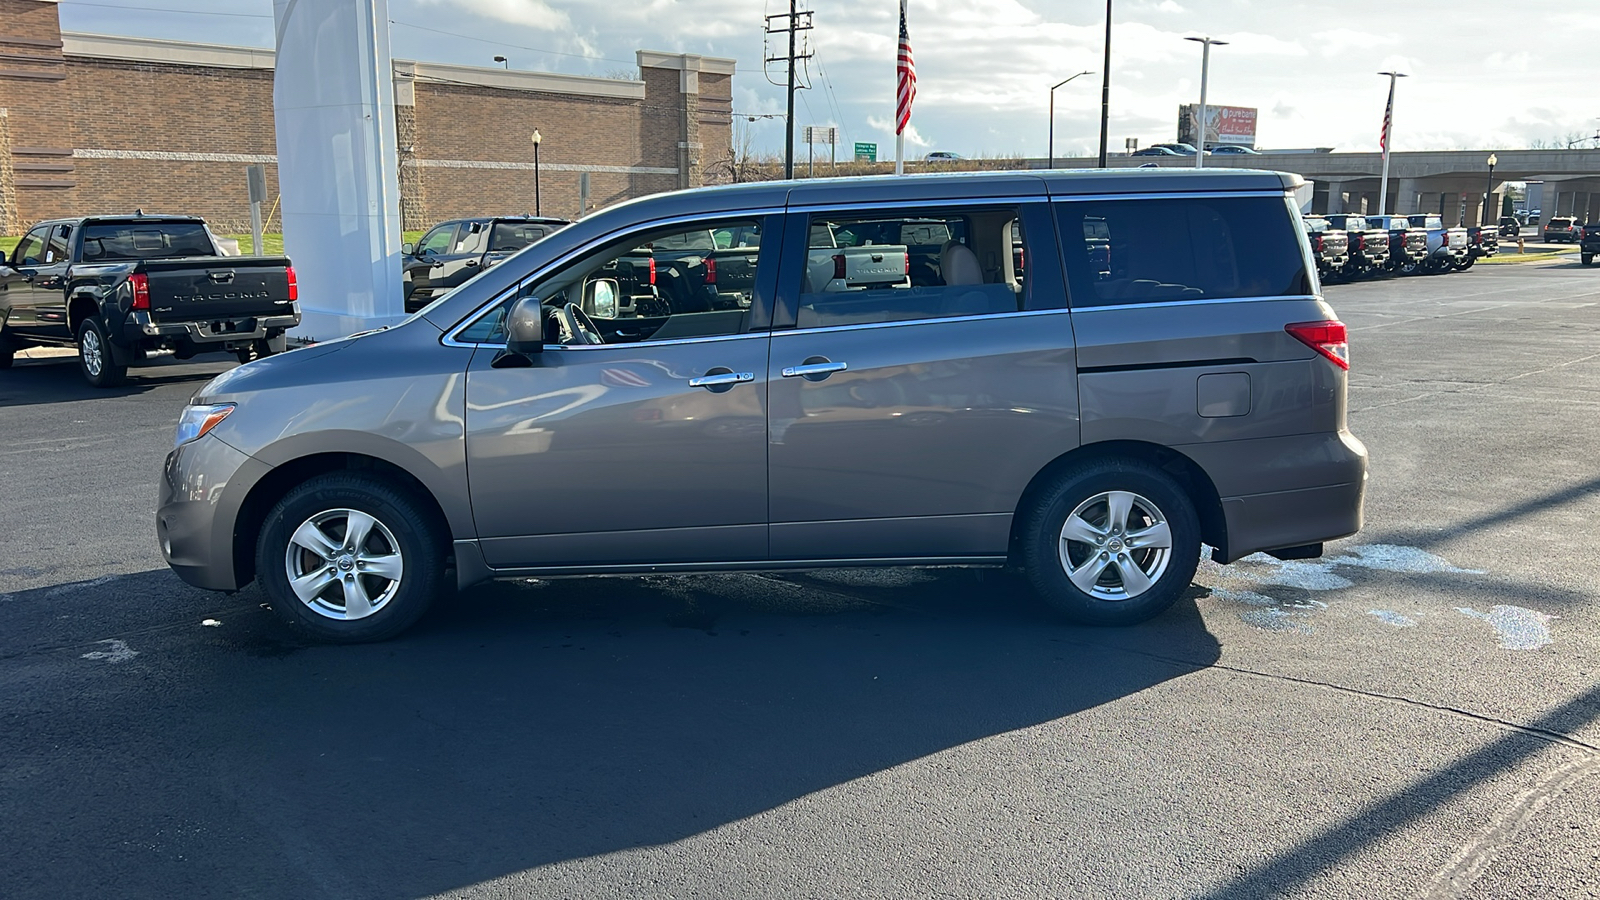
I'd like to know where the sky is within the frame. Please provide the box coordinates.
[57,0,1600,159]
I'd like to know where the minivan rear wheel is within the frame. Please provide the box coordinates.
[1019,460,1200,625]
[256,473,446,642]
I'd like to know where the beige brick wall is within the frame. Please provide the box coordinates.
[0,1,734,235]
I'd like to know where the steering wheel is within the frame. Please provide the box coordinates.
[559,302,603,345]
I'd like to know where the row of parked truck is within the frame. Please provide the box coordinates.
[1301,213,1499,282]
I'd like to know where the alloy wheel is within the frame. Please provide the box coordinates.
[1056,490,1173,601]
[283,508,405,620]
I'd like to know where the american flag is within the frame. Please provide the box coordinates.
[1379,80,1395,153]
[896,1,916,135]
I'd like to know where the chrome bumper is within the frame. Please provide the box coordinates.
[130,311,300,344]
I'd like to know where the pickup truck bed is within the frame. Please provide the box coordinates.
[0,215,298,385]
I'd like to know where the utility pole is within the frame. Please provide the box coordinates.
[1097,0,1112,167]
[766,3,813,179]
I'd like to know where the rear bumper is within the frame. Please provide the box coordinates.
[124,311,300,347]
[1180,430,1368,564]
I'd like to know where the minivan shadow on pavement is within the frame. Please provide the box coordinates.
[0,567,1221,900]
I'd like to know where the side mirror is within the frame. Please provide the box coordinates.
[584,278,620,319]
[492,296,546,368]
[402,242,414,256]
[469,222,484,234]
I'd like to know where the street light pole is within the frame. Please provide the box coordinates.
[1184,36,1227,169]
[1376,70,1407,216]
[493,55,509,69]
[1097,0,1112,167]
[1484,153,1498,228]
[1049,70,1093,169]
[531,129,542,216]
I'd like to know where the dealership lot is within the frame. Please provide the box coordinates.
[3,260,1600,898]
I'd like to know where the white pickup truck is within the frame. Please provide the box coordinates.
[805,222,909,293]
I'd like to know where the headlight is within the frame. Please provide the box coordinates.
[174,403,235,448]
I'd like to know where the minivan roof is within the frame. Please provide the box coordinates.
[588,168,1301,224]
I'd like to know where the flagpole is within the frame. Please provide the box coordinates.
[895,0,907,176]
[1376,71,1406,216]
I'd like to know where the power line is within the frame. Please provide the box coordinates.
[765,2,813,179]
[59,1,271,17]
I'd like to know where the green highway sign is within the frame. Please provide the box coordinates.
[853,142,877,162]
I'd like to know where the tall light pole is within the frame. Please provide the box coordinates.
[1184,36,1227,168]
[1049,70,1093,169]
[493,55,509,69]
[1097,0,1112,167]
[1484,153,1498,227]
[530,129,542,216]
[1376,71,1407,216]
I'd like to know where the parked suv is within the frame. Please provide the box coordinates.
[159,169,1367,642]
[1543,216,1581,243]
[1580,223,1598,266]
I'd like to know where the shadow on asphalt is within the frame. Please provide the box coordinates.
[0,355,229,407]
[1,566,1221,899]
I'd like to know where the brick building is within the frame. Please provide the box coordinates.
[0,0,734,235]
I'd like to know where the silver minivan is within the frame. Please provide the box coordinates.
[158,170,1366,642]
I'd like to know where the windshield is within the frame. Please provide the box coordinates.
[1303,218,1330,233]
[80,222,214,260]
[487,222,556,253]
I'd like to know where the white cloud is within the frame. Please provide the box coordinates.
[417,0,570,31]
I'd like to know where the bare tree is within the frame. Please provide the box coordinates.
[703,118,775,185]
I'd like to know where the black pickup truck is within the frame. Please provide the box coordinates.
[1365,215,1431,275]
[0,215,298,386]
[1301,216,1349,282]
[1458,226,1499,270]
[403,216,569,313]
[1580,223,1598,266]
[1325,214,1392,279]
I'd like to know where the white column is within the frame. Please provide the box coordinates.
[273,0,405,341]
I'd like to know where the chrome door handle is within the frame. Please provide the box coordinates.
[781,361,847,378]
[688,371,754,388]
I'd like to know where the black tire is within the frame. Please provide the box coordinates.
[256,473,447,643]
[76,318,126,387]
[1582,254,1593,266]
[0,329,15,369]
[1453,257,1475,271]
[1018,459,1201,626]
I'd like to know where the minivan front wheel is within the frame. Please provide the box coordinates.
[1020,461,1200,625]
[257,473,446,642]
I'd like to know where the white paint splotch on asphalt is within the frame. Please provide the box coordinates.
[1455,606,1556,651]
[1367,610,1419,628]
[1199,544,1552,649]
[80,639,138,663]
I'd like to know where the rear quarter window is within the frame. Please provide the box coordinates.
[1055,196,1311,307]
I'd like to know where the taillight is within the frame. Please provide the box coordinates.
[905,251,911,274]
[129,272,150,310]
[1286,320,1349,371]
[832,254,846,279]
[703,256,717,285]
[1312,235,1323,252]
[648,257,657,285]
[1352,234,1363,250]
[285,265,298,301]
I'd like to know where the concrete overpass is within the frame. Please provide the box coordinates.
[1032,149,1600,224]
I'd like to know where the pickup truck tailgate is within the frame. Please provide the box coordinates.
[145,257,295,321]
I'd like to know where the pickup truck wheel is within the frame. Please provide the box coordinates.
[76,319,126,387]
[1454,257,1475,271]
[1582,253,1593,266]
[0,331,15,369]
[256,473,446,643]
[1018,460,1200,626]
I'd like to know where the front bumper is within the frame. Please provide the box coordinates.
[157,434,269,591]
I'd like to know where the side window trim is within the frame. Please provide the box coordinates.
[16,225,50,266]
[445,212,785,347]
[773,203,1037,330]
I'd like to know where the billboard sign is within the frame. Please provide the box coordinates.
[1177,104,1258,149]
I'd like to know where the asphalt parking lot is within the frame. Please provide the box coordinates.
[4,259,1600,899]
